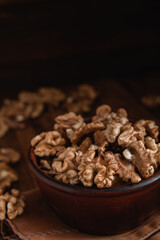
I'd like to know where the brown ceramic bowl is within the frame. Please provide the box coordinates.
[28,147,160,235]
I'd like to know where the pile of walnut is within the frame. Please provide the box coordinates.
[31,104,160,188]
[0,84,97,138]
[0,148,25,220]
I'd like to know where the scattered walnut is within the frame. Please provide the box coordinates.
[142,95,160,108]
[136,119,159,142]
[78,150,96,187]
[0,113,9,137]
[78,84,97,100]
[115,153,141,183]
[18,91,41,103]
[64,99,93,113]
[70,122,105,144]
[39,87,65,106]
[79,137,92,154]
[52,147,79,185]
[64,84,97,113]
[0,163,18,191]
[94,151,119,188]
[0,148,20,164]
[31,131,66,157]
[1,99,30,129]
[0,189,25,220]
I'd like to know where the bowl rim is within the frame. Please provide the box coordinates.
[28,146,160,196]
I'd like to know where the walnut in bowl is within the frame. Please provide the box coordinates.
[28,105,160,235]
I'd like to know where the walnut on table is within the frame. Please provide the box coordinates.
[142,95,160,108]
[0,163,18,191]
[38,87,65,106]
[18,91,42,103]
[1,99,28,129]
[52,147,79,185]
[64,84,97,113]
[18,91,44,119]
[0,112,9,137]
[0,189,25,220]
[31,131,66,157]
[0,148,20,164]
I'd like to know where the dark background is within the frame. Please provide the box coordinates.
[0,0,160,90]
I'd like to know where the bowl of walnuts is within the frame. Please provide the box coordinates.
[28,105,160,235]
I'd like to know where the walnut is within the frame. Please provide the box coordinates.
[136,119,159,142]
[18,91,41,103]
[92,105,111,122]
[31,131,66,157]
[18,91,44,118]
[115,153,141,183]
[52,147,79,185]
[94,131,106,146]
[104,122,122,143]
[40,159,52,171]
[38,87,65,106]
[77,84,97,100]
[118,125,146,148]
[96,105,111,117]
[64,99,93,113]
[0,189,25,220]
[70,122,105,144]
[125,141,157,178]
[0,148,20,164]
[78,150,96,187]
[155,143,160,164]
[79,137,92,153]
[1,99,32,129]
[0,113,9,137]
[142,95,160,108]
[93,106,128,126]
[54,112,84,135]
[145,136,158,153]
[64,84,97,113]
[94,151,119,188]
[0,163,18,191]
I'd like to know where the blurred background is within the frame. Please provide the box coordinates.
[0,1,160,91]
